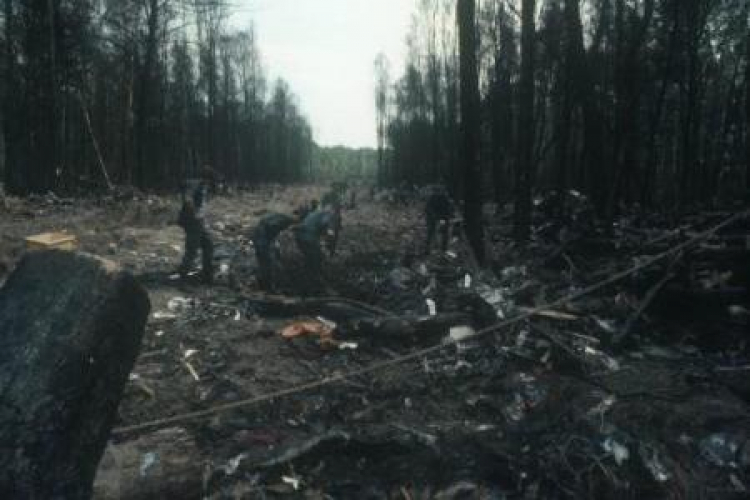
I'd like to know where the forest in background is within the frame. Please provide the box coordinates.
[312,145,377,181]
[1,0,316,195]
[376,0,750,220]
[0,0,748,219]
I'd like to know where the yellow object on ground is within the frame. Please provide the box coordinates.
[25,232,78,251]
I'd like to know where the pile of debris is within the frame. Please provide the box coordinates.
[103,196,750,498]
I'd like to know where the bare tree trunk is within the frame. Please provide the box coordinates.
[3,0,21,193]
[457,0,484,264]
[679,1,709,208]
[608,0,654,217]
[491,3,515,208]
[515,0,536,241]
[554,0,581,214]
[746,26,750,193]
[643,2,679,208]
[135,0,160,189]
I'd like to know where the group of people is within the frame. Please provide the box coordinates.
[252,199,341,291]
[176,170,343,291]
[176,170,456,292]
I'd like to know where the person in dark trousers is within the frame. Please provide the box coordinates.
[252,210,302,292]
[177,171,214,283]
[424,186,454,254]
[321,181,347,209]
[294,203,342,288]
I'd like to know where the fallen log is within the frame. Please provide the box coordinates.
[247,293,491,331]
[0,250,150,498]
[344,312,471,343]
[246,295,390,321]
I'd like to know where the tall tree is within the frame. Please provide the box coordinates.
[488,1,516,207]
[134,0,161,189]
[3,0,61,195]
[457,0,484,263]
[515,0,536,241]
[746,23,750,192]
[374,53,391,186]
[3,0,20,193]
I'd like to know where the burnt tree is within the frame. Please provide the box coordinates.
[458,0,485,263]
[515,0,536,241]
[746,24,750,192]
[0,251,150,498]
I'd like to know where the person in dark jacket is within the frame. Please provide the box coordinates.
[294,203,342,288]
[321,181,349,209]
[424,186,454,254]
[177,173,214,283]
[252,210,302,292]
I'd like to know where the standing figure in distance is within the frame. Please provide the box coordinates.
[177,169,215,283]
[424,185,454,255]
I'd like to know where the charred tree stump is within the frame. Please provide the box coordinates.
[0,250,150,499]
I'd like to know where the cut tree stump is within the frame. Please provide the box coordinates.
[0,250,150,499]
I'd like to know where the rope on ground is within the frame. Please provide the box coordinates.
[112,209,749,436]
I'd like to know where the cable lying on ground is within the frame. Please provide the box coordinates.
[112,210,749,436]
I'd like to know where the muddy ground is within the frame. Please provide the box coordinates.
[1,186,749,499]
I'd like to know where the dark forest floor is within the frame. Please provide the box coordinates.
[1,186,749,499]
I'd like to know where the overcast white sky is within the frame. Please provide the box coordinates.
[233,0,418,148]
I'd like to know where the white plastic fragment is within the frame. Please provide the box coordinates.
[218,263,230,278]
[640,444,671,482]
[183,361,200,382]
[168,297,192,312]
[316,316,337,330]
[603,438,630,466]
[152,311,177,320]
[223,453,248,476]
[594,317,617,334]
[281,475,302,490]
[426,299,437,316]
[475,424,496,432]
[449,325,476,342]
[139,452,158,477]
[587,395,617,418]
[516,329,529,348]
[730,474,747,492]
[728,305,750,317]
